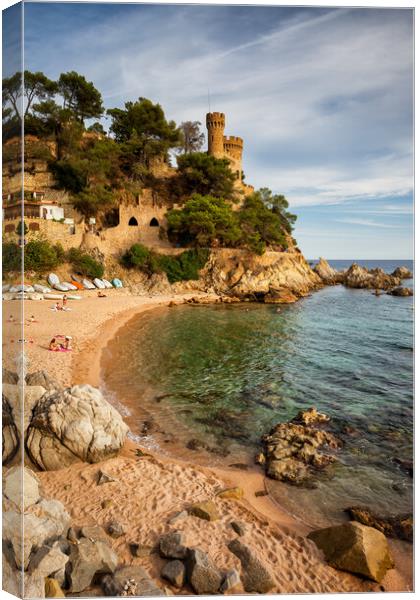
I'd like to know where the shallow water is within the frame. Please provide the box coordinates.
[101,260,413,527]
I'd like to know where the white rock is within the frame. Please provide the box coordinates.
[26,384,129,471]
[3,466,41,511]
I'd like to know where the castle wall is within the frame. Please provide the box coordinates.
[3,218,85,251]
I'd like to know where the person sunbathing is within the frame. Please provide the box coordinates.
[7,315,15,322]
[49,337,59,351]
[61,336,73,350]
[97,291,107,298]
[54,302,63,311]
[28,315,37,323]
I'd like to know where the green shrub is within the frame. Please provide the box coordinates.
[121,243,209,283]
[24,240,65,272]
[67,247,104,279]
[157,249,209,283]
[2,243,21,272]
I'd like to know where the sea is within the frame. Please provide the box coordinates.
[100,259,413,528]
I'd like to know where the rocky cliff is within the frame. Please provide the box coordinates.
[171,249,322,302]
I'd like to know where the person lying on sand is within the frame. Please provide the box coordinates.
[7,315,15,322]
[97,291,107,298]
[27,315,38,324]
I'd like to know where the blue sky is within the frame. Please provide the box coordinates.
[5,2,414,258]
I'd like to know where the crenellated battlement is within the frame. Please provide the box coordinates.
[223,136,243,147]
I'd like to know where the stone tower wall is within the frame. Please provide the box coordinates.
[206,112,225,158]
[223,135,243,179]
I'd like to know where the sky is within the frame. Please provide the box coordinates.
[4,2,414,258]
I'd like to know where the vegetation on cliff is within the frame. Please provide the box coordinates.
[3,69,297,256]
[121,243,209,283]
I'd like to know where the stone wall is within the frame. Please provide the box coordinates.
[3,218,85,251]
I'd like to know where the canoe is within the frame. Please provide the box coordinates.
[93,278,106,289]
[48,273,60,287]
[44,293,64,300]
[71,274,82,283]
[26,293,44,301]
[66,295,82,300]
[62,282,78,291]
[71,280,84,290]
[82,279,96,290]
[112,278,123,288]
[11,284,35,293]
[102,279,113,289]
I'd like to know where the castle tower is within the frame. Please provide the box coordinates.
[223,136,243,181]
[206,112,225,159]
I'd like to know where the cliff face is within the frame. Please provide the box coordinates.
[201,249,322,298]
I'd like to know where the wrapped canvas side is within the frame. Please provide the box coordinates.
[3,2,25,597]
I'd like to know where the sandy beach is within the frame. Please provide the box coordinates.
[3,291,413,594]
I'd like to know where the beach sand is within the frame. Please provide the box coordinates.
[2,291,413,594]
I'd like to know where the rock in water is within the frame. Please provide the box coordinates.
[68,537,119,593]
[2,395,20,465]
[343,264,399,290]
[345,506,413,543]
[291,406,330,426]
[312,258,341,284]
[392,266,412,279]
[259,410,340,486]
[307,521,394,582]
[227,539,274,593]
[387,286,413,297]
[161,560,185,588]
[188,500,220,521]
[263,286,298,304]
[159,531,188,559]
[185,548,223,594]
[25,384,129,470]
[26,370,61,390]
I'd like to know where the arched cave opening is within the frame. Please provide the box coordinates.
[149,217,159,227]
[128,217,138,226]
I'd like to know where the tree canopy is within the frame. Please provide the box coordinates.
[172,152,236,201]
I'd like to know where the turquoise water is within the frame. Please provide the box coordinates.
[102,260,413,527]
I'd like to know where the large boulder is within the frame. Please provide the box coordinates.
[68,537,118,593]
[2,394,20,465]
[3,499,70,569]
[25,384,129,470]
[185,548,223,594]
[227,539,274,593]
[159,531,188,559]
[307,521,394,582]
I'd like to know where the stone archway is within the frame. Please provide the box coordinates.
[149,217,159,227]
[128,216,138,226]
